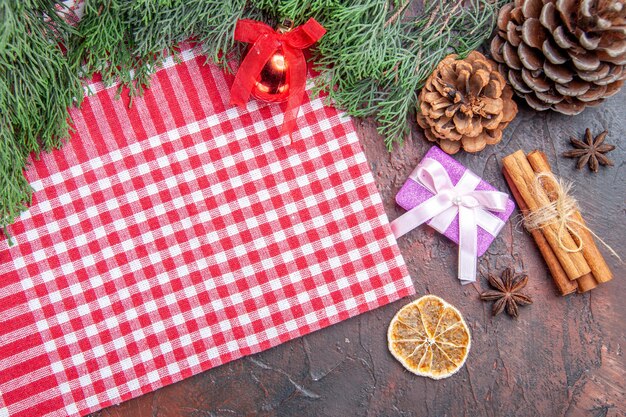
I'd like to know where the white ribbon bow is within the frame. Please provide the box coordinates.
[391,158,509,284]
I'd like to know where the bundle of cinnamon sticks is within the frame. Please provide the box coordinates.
[502,150,613,295]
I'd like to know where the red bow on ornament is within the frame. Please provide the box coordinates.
[229,18,326,144]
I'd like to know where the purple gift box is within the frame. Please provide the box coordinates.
[395,146,515,257]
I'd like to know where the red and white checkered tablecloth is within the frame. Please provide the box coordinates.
[0,47,414,417]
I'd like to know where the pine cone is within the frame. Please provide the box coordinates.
[491,0,626,115]
[417,51,518,154]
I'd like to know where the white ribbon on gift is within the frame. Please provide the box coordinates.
[390,158,509,284]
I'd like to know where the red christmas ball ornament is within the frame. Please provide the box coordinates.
[250,48,290,102]
[230,17,326,140]
[248,20,293,103]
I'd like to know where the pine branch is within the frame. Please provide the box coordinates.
[70,0,161,99]
[0,121,31,239]
[70,0,504,149]
[0,0,82,238]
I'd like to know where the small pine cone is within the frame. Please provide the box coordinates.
[417,51,518,154]
[490,0,626,115]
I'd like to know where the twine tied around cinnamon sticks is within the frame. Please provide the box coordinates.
[502,150,615,295]
[524,172,621,260]
[524,173,584,253]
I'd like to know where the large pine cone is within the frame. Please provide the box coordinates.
[417,51,518,154]
[491,0,626,115]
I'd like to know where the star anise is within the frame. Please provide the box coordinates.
[480,267,532,318]
[563,129,615,173]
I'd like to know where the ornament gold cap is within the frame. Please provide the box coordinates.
[276,19,294,34]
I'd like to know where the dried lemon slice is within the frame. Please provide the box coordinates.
[388,295,471,379]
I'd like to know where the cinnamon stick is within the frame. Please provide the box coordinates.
[527,151,613,284]
[502,167,578,295]
[502,151,591,281]
[576,273,599,293]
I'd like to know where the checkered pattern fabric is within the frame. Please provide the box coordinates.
[0,47,414,417]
